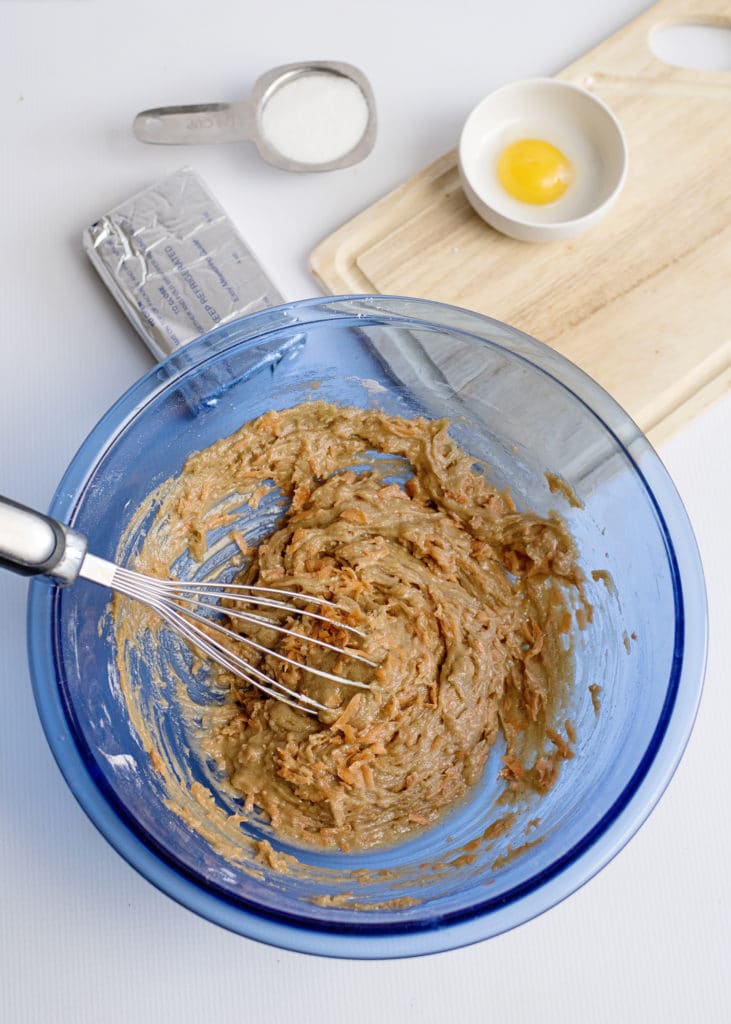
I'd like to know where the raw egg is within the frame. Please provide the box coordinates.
[497,138,574,205]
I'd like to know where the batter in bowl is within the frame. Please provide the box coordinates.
[117,401,583,853]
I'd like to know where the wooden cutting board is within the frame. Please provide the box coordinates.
[310,0,731,445]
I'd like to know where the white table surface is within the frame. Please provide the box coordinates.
[1,2,729,1020]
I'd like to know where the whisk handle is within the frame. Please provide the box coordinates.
[0,496,88,584]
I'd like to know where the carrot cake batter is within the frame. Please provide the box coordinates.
[118,401,582,852]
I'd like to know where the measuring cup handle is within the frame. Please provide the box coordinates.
[0,495,87,584]
[133,102,255,145]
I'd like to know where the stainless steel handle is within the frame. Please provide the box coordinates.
[0,496,88,584]
[133,101,256,145]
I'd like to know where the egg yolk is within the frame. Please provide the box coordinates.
[497,138,574,205]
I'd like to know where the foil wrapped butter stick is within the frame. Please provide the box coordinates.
[83,167,283,361]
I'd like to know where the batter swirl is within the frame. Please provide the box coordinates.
[174,403,583,850]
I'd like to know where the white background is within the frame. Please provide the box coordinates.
[1,1,729,1021]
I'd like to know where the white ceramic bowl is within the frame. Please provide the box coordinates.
[458,78,628,242]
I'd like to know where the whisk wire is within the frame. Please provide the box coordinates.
[157,600,331,714]
[109,564,373,712]
[179,598,376,666]
[114,568,367,638]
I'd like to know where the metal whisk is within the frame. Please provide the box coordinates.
[0,496,375,714]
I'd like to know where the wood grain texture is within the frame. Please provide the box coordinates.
[310,0,731,444]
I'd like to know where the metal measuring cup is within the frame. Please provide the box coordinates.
[133,61,377,172]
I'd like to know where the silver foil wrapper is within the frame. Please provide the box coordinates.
[83,167,283,361]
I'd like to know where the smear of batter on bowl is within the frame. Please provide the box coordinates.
[114,401,585,855]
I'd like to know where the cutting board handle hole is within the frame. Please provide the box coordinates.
[650,23,731,71]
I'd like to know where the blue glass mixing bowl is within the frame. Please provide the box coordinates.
[28,296,706,958]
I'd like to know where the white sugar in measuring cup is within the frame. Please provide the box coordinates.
[133,61,377,172]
